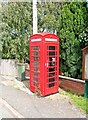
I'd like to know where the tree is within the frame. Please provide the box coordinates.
[1,2,88,79]
[1,2,32,62]
[59,2,88,79]
[37,2,62,33]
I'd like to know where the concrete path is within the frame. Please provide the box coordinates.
[0,75,86,118]
[0,101,15,119]
[0,97,24,119]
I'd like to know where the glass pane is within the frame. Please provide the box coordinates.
[34,67,39,72]
[49,78,55,82]
[34,52,39,56]
[34,73,38,77]
[49,62,55,66]
[48,83,55,88]
[48,73,55,77]
[48,67,55,72]
[49,57,55,63]
[33,77,38,82]
[49,46,55,50]
[33,57,39,61]
[33,62,39,66]
[33,46,39,50]
[49,52,55,55]
[49,68,55,72]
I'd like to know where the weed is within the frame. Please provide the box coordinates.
[60,89,88,114]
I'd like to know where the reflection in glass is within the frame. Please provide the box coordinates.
[48,83,55,88]
[34,73,38,77]
[34,67,39,72]
[49,46,55,50]
[48,73,55,77]
[49,78,55,82]
[34,52,39,56]
[33,62,39,66]
[33,77,38,82]
[49,52,55,55]
[33,46,39,50]
[33,57,39,61]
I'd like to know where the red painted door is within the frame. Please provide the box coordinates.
[44,44,59,95]
[30,42,43,95]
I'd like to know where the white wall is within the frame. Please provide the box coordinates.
[0,59,17,76]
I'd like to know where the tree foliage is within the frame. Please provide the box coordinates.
[1,2,32,62]
[59,2,88,78]
[37,2,88,78]
[37,2,62,33]
[1,2,88,78]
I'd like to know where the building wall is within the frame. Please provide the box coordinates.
[59,75,85,95]
[0,59,17,76]
[25,67,85,95]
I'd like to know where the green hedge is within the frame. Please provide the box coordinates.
[1,2,88,79]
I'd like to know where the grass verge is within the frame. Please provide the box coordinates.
[59,89,88,114]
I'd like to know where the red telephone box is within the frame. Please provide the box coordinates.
[30,33,59,96]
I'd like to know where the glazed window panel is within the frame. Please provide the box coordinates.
[34,72,38,77]
[48,72,55,77]
[34,67,39,72]
[33,77,38,82]
[49,78,55,82]
[33,57,39,61]
[33,46,39,50]
[49,46,55,50]
[48,83,55,88]
[34,52,39,56]
[33,61,39,66]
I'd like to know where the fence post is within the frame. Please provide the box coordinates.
[84,81,88,98]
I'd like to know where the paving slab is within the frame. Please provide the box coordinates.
[0,102,15,119]
[0,75,86,118]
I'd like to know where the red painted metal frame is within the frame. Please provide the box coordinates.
[29,33,60,96]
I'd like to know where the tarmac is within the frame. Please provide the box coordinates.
[0,75,87,119]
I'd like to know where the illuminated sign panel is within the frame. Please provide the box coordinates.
[31,38,41,42]
[45,38,57,41]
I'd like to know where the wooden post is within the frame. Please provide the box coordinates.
[82,46,88,98]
